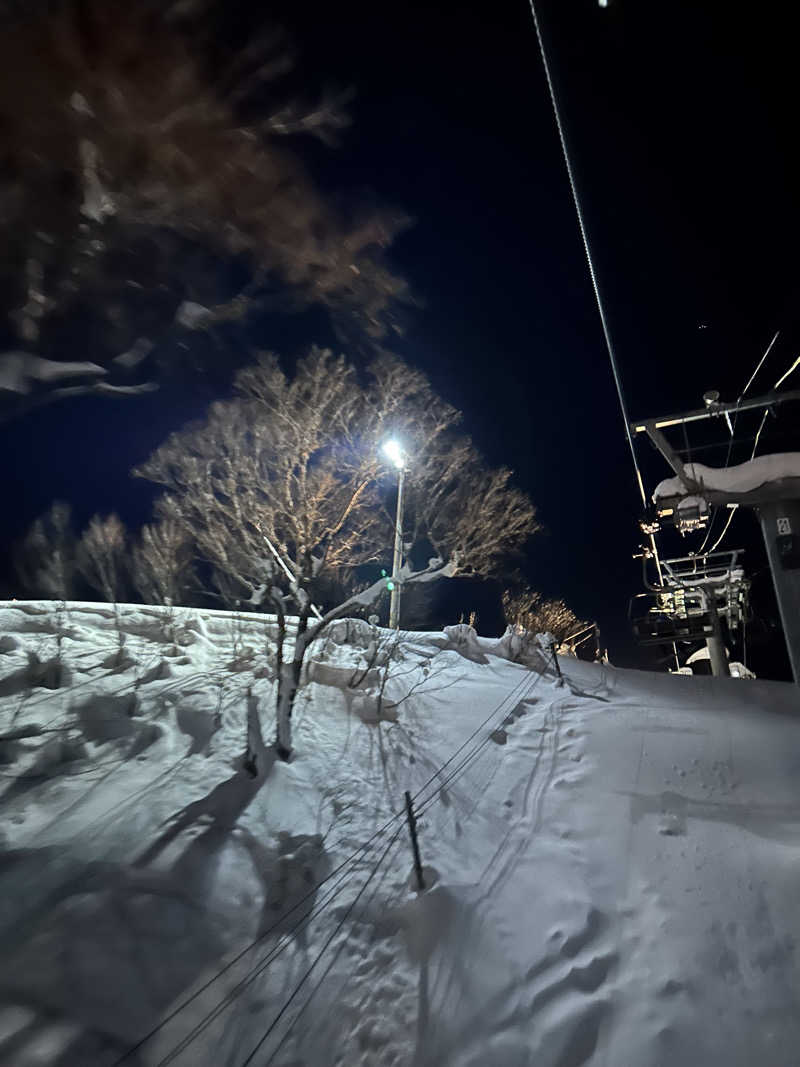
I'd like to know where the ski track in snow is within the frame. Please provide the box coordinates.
[1,602,800,1066]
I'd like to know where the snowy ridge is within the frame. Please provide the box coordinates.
[1,601,800,1066]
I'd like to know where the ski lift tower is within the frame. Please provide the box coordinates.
[632,388,800,684]
[662,550,748,678]
[631,548,748,677]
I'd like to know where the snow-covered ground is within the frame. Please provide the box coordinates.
[1,600,799,1066]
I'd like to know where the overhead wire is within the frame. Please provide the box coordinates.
[523,0,666,583]
[240,826,404,1067]
[409,665,540,802]
[260,826,406,1067]
[112,805,408,1066]
[704,343,799,555]
[256,654,556,1065]
[416,667,548,817]
[695,330,780,556]
[115,658,551,1066]
[741,329,780,396]
[172,663,543,1058]
[153,829,399,1067]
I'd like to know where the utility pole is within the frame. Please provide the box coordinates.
[550,641,564,685]
[382,439,407,631]
[389,463,405,630]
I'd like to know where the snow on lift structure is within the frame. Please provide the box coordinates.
[635,388,800,539]
[630,386,800,682]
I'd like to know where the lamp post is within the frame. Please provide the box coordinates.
[382,439,406,629]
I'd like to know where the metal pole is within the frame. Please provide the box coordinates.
[757,499,800,685]
[705,593,730,678]
[550,641,564,684]
[404,790,425,891]
[389,465,405,630]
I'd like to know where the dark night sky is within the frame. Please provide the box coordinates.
[2,0,800,676]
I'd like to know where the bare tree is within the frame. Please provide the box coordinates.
[131,513,193,606]
[502,587,588,647]
[15,501,76,599]
[0,1,410,418]
[136,347,539,757]
[77,514,127,603]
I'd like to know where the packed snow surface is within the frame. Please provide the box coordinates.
[654,452,800,500]
[1,601,799,1066]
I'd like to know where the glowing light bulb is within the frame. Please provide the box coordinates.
[382,439,406,469]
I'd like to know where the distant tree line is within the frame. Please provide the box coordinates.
[14,503,192,608]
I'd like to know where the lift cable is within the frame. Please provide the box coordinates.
[705,344,799,555]
[696,330,780,555]
[525,0,665,585]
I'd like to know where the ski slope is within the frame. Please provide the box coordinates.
[0,601,799,1066]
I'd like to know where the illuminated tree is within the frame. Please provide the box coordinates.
[131,511,193,606]
[77,514,127,603]
[502,587,588,647]
[137,348,539,756]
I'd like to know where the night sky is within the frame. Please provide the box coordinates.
[2,0,800,677]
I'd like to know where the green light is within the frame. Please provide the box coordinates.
[386,580,395,591]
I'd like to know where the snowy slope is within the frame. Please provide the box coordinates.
[1,601,799,1066]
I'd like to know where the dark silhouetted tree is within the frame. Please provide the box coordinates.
[0,1,409,418]
[16,501,76,599]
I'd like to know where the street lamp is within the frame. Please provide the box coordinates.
[382,438,406,629]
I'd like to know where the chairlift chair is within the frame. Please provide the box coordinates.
[628,590,713,645]
[654,495,711,535]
